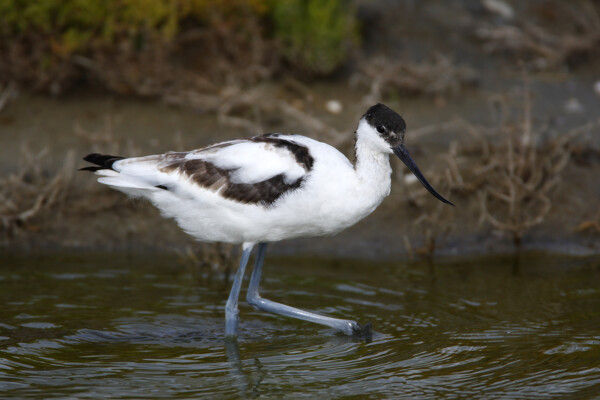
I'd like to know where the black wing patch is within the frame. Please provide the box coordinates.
[161,136,314,206]
[251,134,314,170]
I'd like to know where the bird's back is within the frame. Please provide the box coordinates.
[85,133,372,243]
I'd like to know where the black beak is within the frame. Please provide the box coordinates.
[393,145,454,206]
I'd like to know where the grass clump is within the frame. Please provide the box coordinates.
[0,145,75,242]
[272,0,358,75]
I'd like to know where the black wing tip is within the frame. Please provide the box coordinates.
[83,153,99,162]
[81,153,125,171]
[79,166,103,172]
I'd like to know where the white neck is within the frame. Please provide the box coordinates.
[353,131,393,204]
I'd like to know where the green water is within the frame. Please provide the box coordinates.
[0,252,599,398]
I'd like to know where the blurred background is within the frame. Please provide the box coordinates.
[0,0,599,258]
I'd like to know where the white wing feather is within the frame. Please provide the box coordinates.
[192,141,306,184]
[95,137,309,193]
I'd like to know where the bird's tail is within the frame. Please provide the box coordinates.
[80,153,165,195]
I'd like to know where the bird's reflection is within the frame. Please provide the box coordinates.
[224,329,373,397]
[224,337,249,396]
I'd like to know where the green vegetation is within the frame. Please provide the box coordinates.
[0,0,358,92]
[0,0,270,50]
[272,0,357,75]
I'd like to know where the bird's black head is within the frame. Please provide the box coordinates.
[363,103,407,148]
[362,103,454,206]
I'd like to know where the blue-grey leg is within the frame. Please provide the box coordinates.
[246,242,365,336]
[225,243,254,336]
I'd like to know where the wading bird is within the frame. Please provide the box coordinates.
[82,103,453,337]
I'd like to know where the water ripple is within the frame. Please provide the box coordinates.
[1,253,599,398]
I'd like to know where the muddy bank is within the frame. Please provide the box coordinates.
[1,82,598,259]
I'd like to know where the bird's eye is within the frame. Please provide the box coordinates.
[376,125,385,133]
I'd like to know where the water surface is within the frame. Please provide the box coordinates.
[1,252,599,398]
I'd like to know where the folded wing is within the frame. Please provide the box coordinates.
[82,134,314,206]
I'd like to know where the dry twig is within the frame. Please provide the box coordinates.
[74,114,142,158]
[210,83,348,147]
[352,54,478,104]
[476,79,597,246]
[0,81,18,113]
[475,1,600,70]
[395,76,597,251]
[176,242,240,282]
[410,198,455,258]
[0,145,75,238]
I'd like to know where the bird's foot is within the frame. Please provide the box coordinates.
[345,321,373,341]
[352,322,373,341]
